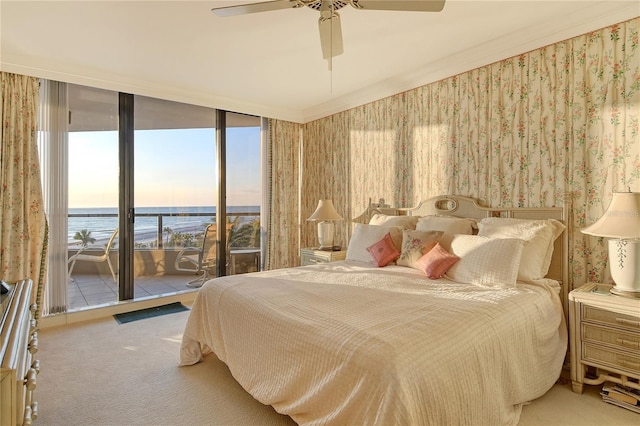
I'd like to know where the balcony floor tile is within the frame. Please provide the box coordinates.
[68,274,197,311]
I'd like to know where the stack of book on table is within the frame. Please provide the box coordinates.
[601,381,640,413]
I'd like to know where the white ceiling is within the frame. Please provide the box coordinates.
[1,1,638,123]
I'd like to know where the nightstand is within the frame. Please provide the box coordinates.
[300,248,347,266]
[569,283,640,394]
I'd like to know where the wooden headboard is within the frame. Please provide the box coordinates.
[354,194,570,319]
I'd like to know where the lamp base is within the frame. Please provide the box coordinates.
[608,239,640,296]
[317,221,335,251]
[610,287,640,299]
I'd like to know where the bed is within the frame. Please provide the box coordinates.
[179,195,569,425]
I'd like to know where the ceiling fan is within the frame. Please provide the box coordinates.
[211,1,446,61]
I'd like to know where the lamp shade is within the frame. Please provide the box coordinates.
[581,192,640,238]
[307,200,343,222]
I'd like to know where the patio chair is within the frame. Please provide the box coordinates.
[175,223,219,288]
[68,228,119,283]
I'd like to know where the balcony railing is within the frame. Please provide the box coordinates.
[68,210,261,277]
[68,210,260,249]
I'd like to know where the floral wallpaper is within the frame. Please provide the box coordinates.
[269,17,639,290]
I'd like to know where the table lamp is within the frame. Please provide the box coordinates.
[581,190,640,297]
[307,199,343,250]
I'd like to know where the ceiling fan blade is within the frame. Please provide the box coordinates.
[319,13,344,60]
[212,0,301,17]
[353,0,446,12]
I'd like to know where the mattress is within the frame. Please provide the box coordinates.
[179,260,567,425]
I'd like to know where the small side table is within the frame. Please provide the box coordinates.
[300,248,346,266]
[569,282,640,394]
[229,249,261,274]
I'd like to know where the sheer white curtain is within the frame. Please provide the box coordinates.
[38,79,69,315]
[260,117,270,271]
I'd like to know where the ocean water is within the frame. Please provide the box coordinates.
[68,206,259,245]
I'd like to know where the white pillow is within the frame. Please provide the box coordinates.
[347,224,403,264]
[445,235,525,288]
[369,213,418,230]
[477,217,565,282]
[416,215,476,251]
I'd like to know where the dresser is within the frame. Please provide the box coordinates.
[1,279,39,425]
[300,248,347,266]
[569,283,640,394]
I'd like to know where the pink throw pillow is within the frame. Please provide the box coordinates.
[416,242,460,279]
[366,232,401,267]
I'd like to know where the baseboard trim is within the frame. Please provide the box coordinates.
[39,290,198,329]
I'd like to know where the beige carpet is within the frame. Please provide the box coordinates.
[34,309,639,426]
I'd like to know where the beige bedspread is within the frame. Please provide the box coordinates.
[179,261,567,425]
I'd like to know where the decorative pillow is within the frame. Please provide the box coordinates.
[477,217,565,282]
[369,213,419,230]
[415,242,460,279]
[366,233,401,267]
[415,216,476,251]
[346,224,403,264]
[396,229,443,269]
[445,235,525,288]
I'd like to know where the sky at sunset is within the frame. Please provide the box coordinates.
[68,126,260,208]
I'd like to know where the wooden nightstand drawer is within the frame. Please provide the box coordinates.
[300,248,346,266]
[583,342,640,375]
[569,282,640,394]
[583,305,640,331]
[583,323,640,351]
[301,253,325,265]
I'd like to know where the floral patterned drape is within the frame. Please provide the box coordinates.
[303,112,351,249]
[0,72,48,318]
[266,119,302,269]
[270,18,639,289]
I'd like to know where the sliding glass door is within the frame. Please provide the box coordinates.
[132,95,217,295]
[225,112,262,275]
[61,82,262,311]
[67,85,120,308]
